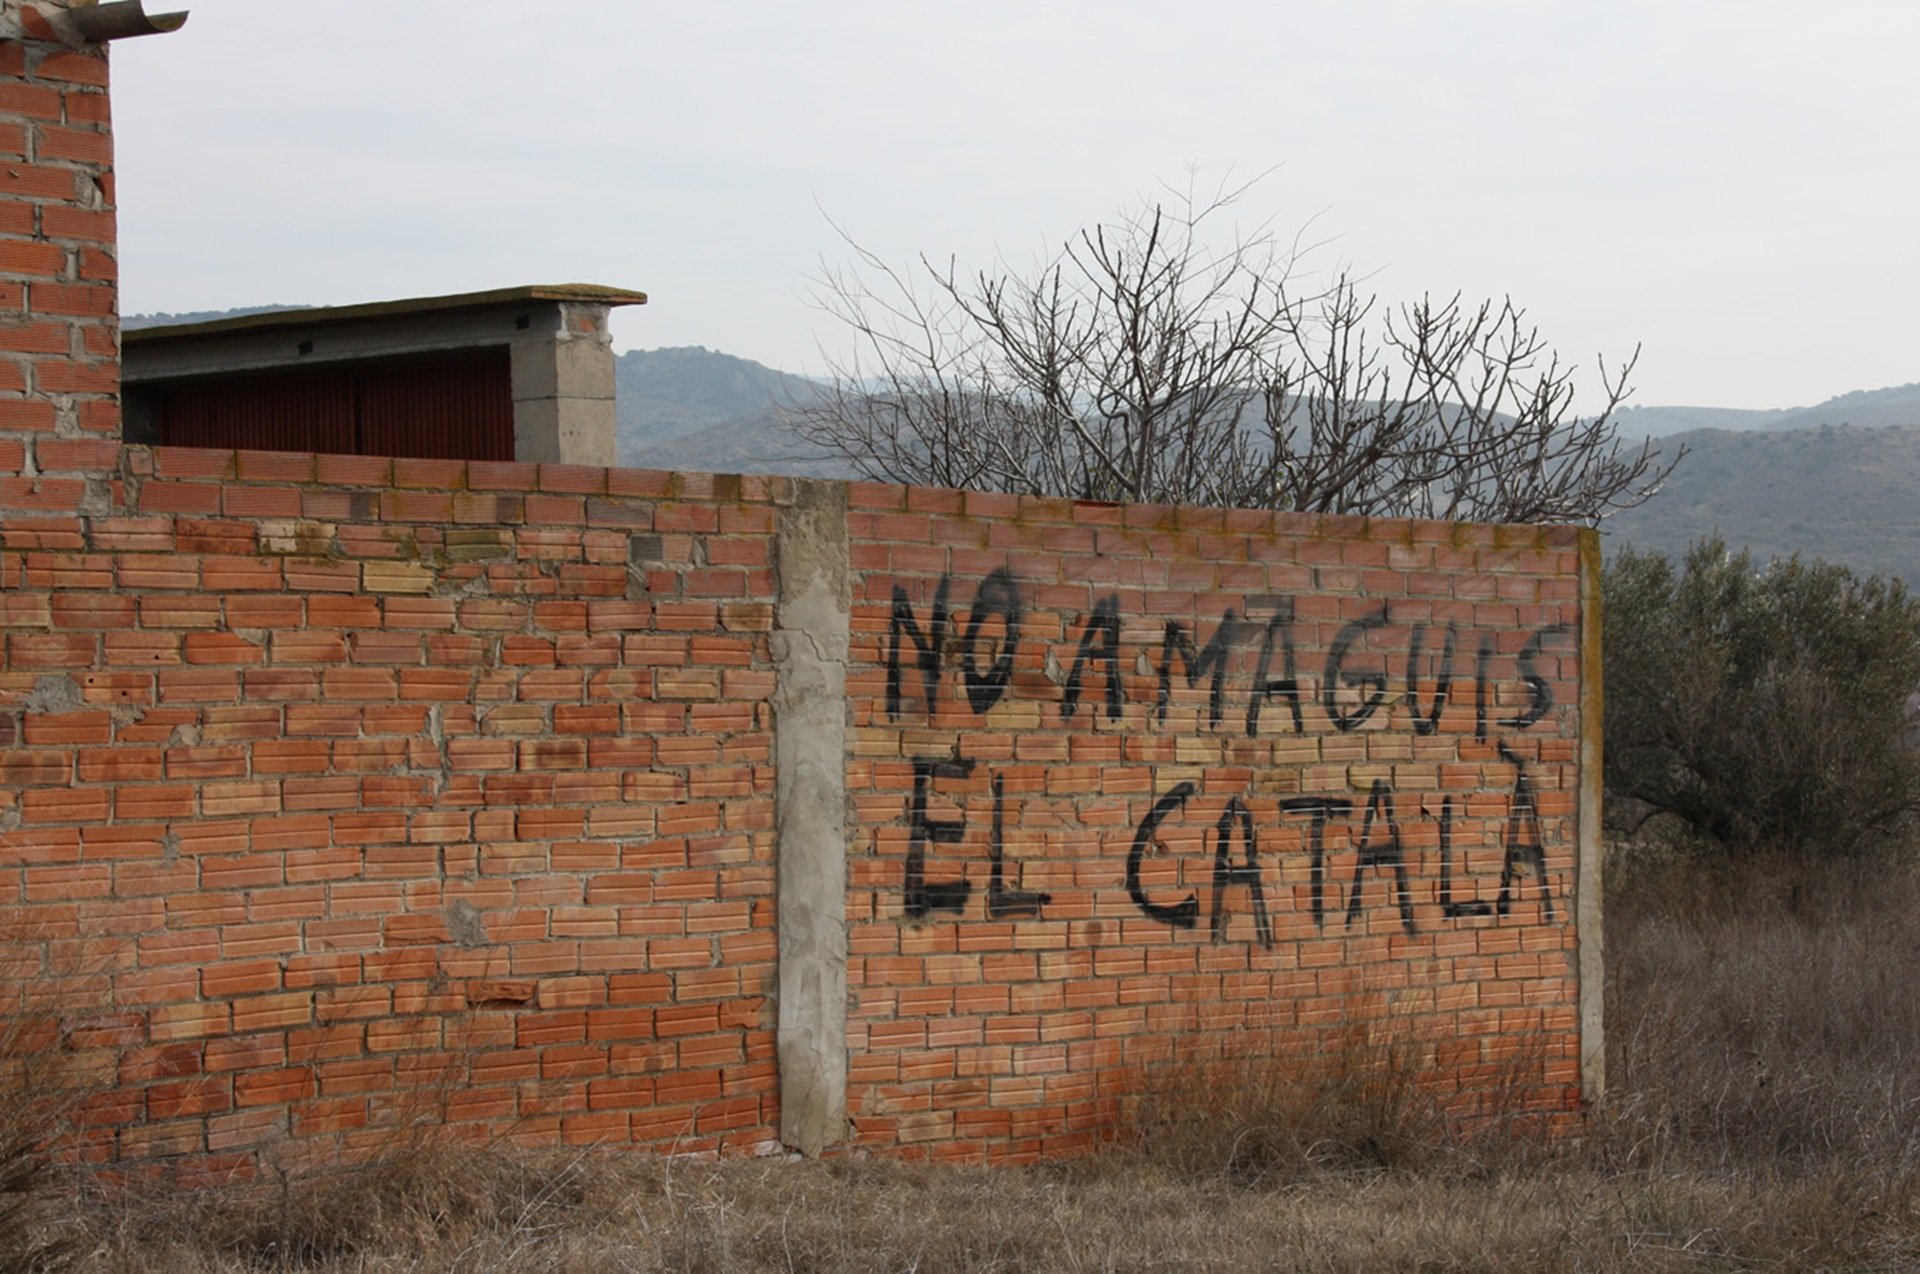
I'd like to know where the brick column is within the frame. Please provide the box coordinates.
[0,2,119,499]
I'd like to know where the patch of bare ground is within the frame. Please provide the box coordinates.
[15,850,1920,1272]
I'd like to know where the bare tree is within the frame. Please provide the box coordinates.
[790,185,1677,523]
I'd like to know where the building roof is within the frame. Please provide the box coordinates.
[123,284,649,346]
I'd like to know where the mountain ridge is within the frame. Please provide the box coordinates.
[1604,423,1920,583]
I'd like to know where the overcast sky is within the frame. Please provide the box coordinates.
[109,0,1919,410]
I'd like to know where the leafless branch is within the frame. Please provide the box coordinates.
[791,188,1678,524]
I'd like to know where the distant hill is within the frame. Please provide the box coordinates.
[1612,382,1920,441]
[1760,381,1920,432]
[1613,404,1788,438]
[631,414,856,478]
[1605,424,1920,584]
[612,346,854,475]
[124,305,308,330]
[614,346,814,446]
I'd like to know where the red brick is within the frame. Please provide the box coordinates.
[35,49,109,87]
[0,162,76,202]
[63,89,111,128]
[0,84,61,121]
[0,242,65,278]
[27,280,111,316]
[34,123,111,164]
[0,398,55,431]
[40,204,113,243]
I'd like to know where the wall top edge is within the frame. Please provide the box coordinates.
[14,442,1589,551]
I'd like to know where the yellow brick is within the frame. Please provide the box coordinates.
[363,561,435,594]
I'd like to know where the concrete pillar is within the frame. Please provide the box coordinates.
[509,300,618,466]
[1577,527,1606,1105]
[771,478,851,1156]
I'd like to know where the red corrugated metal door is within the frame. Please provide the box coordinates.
[152,349,515,462]
[355,350,513,462]
[155,371,356,454]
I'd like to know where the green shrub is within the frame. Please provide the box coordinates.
[1604,537,1920,856]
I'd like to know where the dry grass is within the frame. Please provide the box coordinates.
[0,1035,82,1274]
[0,929,124,1273]
[14,850,1920,1271]
[1600,847,1920,1181]
[46,1146,1920,1272]
[1111,1008,1464,1189]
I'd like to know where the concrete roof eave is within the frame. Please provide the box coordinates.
[123,284,649,348]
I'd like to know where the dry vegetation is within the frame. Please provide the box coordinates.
[2,850,1916,1272]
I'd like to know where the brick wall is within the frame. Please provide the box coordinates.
[0,442,1597,1177]
[839,485,1595,1161]
[0,9,1601,1179]
[2,451,784,1180]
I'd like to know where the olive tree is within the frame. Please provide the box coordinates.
[792,185,1676,522]
[1605,539,1920,856]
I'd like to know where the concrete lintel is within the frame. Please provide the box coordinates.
[1576,527,1606,1106]
[772,478,851,1156]
[122,302,569,384]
